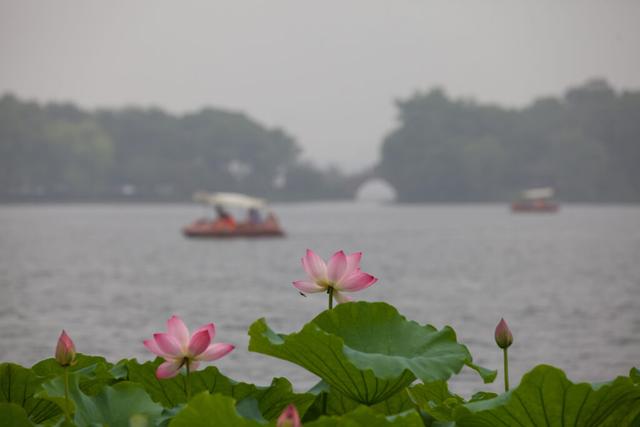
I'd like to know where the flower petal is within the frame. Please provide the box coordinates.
[188,329,212,356]
[333,291,353,304]
[144,339,171,358]
[154,333,183,357]
[156,360,182,379]
[302,249,327,281]
[167,315,190,349]
[337,271,378,292]
[194,323,216,342]
[196,343,235,361]
[189,361,200,372]
[327,251,348,282]
[345,252,362,275]
[292,280,325,293]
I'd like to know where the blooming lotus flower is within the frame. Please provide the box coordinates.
[293,249,378,304]
[55,330,76,367]
[277,404,301,427]
[144,315,235,379]
[494,318,513,349]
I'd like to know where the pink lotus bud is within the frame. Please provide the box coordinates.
[55,330,77,366]
[494,318,513,349]
[277,404,301,427]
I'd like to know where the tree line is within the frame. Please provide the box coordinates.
[379,79,640,202]
[0,95,352,201]
[1,79,639,203]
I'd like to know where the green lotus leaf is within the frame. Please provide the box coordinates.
[235,397,268,422]
[305,405,424,426]
[454,364,640,426]
[31,353,113,377]
[125,358,254,408]
[303,380,416,420]
[39,372,163,427]
[0,402,32,427]
[0,363,62,424]
[249,301,490,405]
[126,358,314,420]
[467,391,498,403]
[168,392,262,427]
[407,380,465,421]
[252,377,315,420]
[32,353,116,395]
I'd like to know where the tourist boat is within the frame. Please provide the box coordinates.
[183,192,285,238]
[511,187,559,213]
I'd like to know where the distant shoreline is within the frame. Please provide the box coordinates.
[1,197,639,206]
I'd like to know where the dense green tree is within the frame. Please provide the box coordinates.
[379,80,640,202]
[0,95,113,197]
[0,95,343,201]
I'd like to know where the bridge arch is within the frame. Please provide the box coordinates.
[355,178,396,202]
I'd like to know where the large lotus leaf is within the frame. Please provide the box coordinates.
[307,380,493,422]
[407,380,465,421]
[303,380,415,420]
[0,402,32,427]
[125,358,254,408]
[249,302,491,405]
[168,392,262,427]
[235,397,268,423]
[32,353,113,376]
[251,377,315,420]
[454,364,640,426]
[304,379,495,421]
[126,358,314,420]
[0,363,62,424]
[32,353,116,395]
[39,372,163,427]
[305,405,424,427]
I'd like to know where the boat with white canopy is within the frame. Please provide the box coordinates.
[183,192,285,237]
[511,187,559,213]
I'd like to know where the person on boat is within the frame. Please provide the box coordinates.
[214,205,236,230]
[247,207,262,225]
[263,211,280,230]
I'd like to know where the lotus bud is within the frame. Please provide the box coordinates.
[277,404,301,427]
[494,318,513,349]
[55,330,76,367]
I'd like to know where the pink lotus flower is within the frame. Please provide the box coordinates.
[494,318,513,349]
[144,315,235,379]
[293,249,378,304]
[277,404,301,427]
[55,330,76,367]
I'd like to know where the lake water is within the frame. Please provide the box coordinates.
[1,202,639,396]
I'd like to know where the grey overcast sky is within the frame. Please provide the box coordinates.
[1,1,639,170]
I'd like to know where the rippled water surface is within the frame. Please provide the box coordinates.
[1,202,639,394]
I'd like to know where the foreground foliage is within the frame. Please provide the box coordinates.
[2,301,638,426]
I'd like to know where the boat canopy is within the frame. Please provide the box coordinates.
[193,191,267,209]
[522,187,554,200]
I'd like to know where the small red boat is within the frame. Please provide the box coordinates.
[511,200,559,213]
[511,188,559,213]
[183,192,285,238]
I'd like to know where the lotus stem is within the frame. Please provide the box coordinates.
[185,360,192,401]
[328,287,334,310]
[63,366,71,422]
[503,347,509,392]
[405,387,419,412]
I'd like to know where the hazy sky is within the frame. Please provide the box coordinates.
[2,1,639,170]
